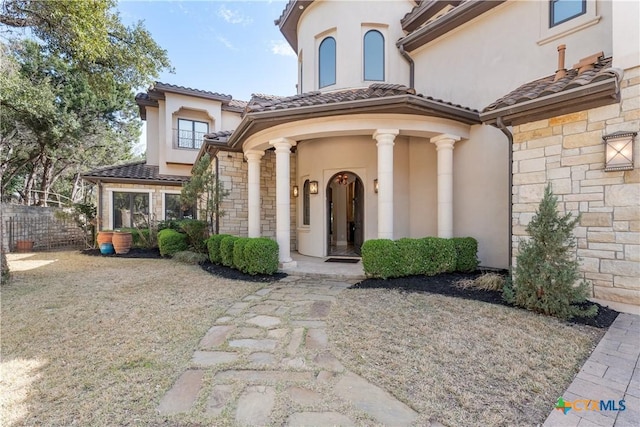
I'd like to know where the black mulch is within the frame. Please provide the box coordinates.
[200,262,287,283]
[81,248,163,259]
[352,271,619,329]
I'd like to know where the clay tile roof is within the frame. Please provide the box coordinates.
[82,161,189,184]
[242,83,477,114]
[483,57,617,113]
[203,130,233,142]
[152,82,232,100]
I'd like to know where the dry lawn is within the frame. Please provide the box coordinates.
[1,251,260,426]
[327,288,604,427]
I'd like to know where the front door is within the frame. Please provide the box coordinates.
[353,177,364,254]
[327,172,363,257]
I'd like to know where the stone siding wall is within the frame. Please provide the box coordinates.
[217,151,297,251]
[511,66,640,307]
[1,203,87,251]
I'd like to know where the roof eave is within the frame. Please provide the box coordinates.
[81,175,187,186]
[228,95,480,148]
[151,83,233,103]
[399,0,506,52]
[276,0,314,52]
[401,1,462,33]
[480,79,619,126]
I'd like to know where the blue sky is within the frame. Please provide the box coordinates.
[117,0,298,102]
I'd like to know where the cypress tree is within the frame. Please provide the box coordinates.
[504,183,597,319]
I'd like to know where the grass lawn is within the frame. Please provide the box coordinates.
[2,251,604,426]
[1,251,260,426]
[327,288,605,426]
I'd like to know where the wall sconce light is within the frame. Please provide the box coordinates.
[309,181,319,194]
[374,179,379,193]
[603,131,636,171]
[292,185,299,197]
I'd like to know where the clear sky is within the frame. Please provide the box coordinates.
[117,0,299,102]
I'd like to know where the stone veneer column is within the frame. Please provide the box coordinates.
[269,138,297,267]
[431,134,460,238]
[374,129,399,239]
[245,150,264,238]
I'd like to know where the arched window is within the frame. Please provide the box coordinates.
[303,180,311,225]
[318,37,336,88]
[363,30,384,81]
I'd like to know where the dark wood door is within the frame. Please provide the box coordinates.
[354,178,364,254]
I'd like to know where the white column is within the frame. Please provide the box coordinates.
[430,134,460,239]
[374,129,399,240]
[269,137,297,266]
[245,150,264,238]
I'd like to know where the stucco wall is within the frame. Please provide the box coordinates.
[296,0,412,93]
[411,0,612,110]
[511,66,640,309]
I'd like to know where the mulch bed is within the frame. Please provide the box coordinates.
[352,271,619,329]
[81,248,163,259]
[200,262,287,283]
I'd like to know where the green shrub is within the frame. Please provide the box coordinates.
[361,239,402,279]
[451,237,479,272]
[233,237,251,272]
[178,219,209,253]
[157,229,188,257]
[420,237,456,275]
[220,236,239,267]
[171,250,208,265]
[396,238,424,276]
[157,219,182,232]
[244,238,279,275]
[505,184,596,319]
[207,234,230,264]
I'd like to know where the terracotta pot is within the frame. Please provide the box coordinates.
[112,232,132,254]
[97,231,114,246]
[15,240,34,253]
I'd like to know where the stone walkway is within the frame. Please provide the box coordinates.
[544,313,640,427]
[156,274,426,426]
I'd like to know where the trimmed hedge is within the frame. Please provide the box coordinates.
[220,236,239,267]
[452,237,479,272]
[243,238,279,275]
[157,229,188,257]
[362,236,476,278]
[207,234,231,264]
[361,239,402,279]
[232,237,251,273]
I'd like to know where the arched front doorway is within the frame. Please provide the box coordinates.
[326,171,364,256]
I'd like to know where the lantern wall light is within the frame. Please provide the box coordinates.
[293,185,299,197]
[374,179,379,193]
[309,181,319,194]
[603,131,636,172]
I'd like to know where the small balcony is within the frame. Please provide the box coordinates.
[174,129,206,150]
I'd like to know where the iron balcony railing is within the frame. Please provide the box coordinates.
[173,129,206,149]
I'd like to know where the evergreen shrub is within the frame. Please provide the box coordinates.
[179,219,209,253]
[157,229,188,257]
[421,237,456,275]
[244,238,279,275]
[233,237,251,272]
[361,239,402,279]
[504,184,597,319]
[220,235,238,267]
[207,234,230,264]
[451,237,479,272]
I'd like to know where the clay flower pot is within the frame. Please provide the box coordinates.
[15,240,35,253]
[99,243,115,255]
[97,231,114,246]
[112,232,133,254]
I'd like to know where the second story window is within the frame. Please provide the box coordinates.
[550,0,586,27]
[177,119,208,149]
[364,30,384,81]
[319,37,336,88]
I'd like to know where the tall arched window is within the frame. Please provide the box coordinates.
[363,30,384,81]
[303,180,311,225]
[318,37,336,88]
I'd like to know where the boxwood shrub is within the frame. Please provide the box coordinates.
[422,237,456,275]
[157,229,188,257]
[233,237,251,273]
[452,237,479,272]
[361,239,402,279]
[220,235,239,267]
[207,234,231,264]
[243,238,279,275]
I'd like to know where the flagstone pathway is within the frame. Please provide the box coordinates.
[157,275,430,426]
